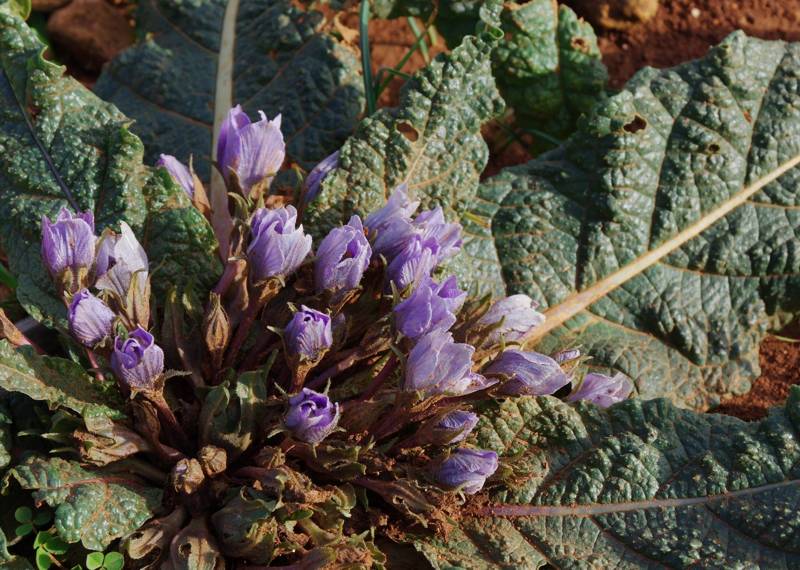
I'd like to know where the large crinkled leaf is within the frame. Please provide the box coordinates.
[0,11,219,324]
[11,457,162,551]
[0,341,124,419]
[94,0,364,183]
[462,31,800,410]
[367,0,607,143]
[417,388,800,568]
[307,31,505,234]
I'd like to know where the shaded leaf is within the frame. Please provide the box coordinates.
[94,0,365,182]
[307,31,505,234]
[11,457,162,551]
[462,31,800,409]
[0,341,124,419]
[0,402,10,472]
[417,387,800,568]
[0,11,219,324]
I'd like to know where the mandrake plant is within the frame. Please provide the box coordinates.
[3,0,800,568]
[6,102,631,568]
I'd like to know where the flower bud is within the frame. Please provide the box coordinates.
[285,388,340,444]
[405,330,474,396]
[314,215,371,299]
[68,289,116,347]
[41,208,96,291]
[303,150,340,203]
[284,306,332,362]
[157,154,194,198]
[437,448,498,494]
[170,458,205,496]
[478,294,545,346]
[217,105,285,197]
[412,207,462,263]
[485,349,570,396]
[247,206,312,282]
[435,410,479,444]
[385,235,438,292]
[203,293,231,369]
[567,372,633,408]
[364,184,419,234]
[394,275,465,339]
[111,327,165,393]
[95,222,149,300]
[198,445,228,478]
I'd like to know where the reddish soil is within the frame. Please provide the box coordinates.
[715,337,800,420]
[565,0,800,89]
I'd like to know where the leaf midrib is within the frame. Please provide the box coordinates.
[475,477,799,517]
[527,152,800,343]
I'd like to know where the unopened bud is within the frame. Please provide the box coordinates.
[198,445,227,478]
[170,458,205,496]
[203,293,231,370]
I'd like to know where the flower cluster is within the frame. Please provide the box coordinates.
[37,105,633,567]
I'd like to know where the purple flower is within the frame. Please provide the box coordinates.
[567,372,633,408]
[436,410,479,443]
[157,154,194,198]
[68,289,116,346]
[457,372,498,395]
[111,327,164,392]
[405,330,474,395]
[437,448,499,494]
[412,208,462,263]
[217,105,285,196]
[285,388,340,444]
[394,276,465,339]
[385,235,438,291]
[364,184,419,234]
[485,350,570,396]
[314,216,371,298]
[303,150,340,203]
[95,222,149,299]
[41,208,96,279]
[284,306,332,362]
[247,206,312,281]
[478,295,545,346]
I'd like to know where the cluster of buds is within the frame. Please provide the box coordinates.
[41,104,633,515]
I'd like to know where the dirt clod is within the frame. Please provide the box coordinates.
[32,0,71,13]
[47,0,133,71]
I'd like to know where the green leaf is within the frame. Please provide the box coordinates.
[307,31,505,235]
[418,387,800,568]
[84,552,103,570]
[34,550,50,570]
[0,12,219,324]
[11,457,162,551]
[13,524,31,538]
[461,31,800,409]
[0,402,11,472]
[101,552,123,570]
[13,507,31,524]
[94,0,365,182]
[0,341,124,419]
[370,0,607,144]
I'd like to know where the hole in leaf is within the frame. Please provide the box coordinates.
[570,37,590,53]
[179,543,192,557]
[623,115,647,133]
[708,143,720,153]
[396,122,419,142]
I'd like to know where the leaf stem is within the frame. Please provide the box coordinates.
[359,0,376,116]
[376,19,433,98]
[0,264,16,290]
[407,17,429,63]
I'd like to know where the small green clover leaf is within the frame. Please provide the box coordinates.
[86,551,123,570]
[34,531,69,570]
[14,506,52,538]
